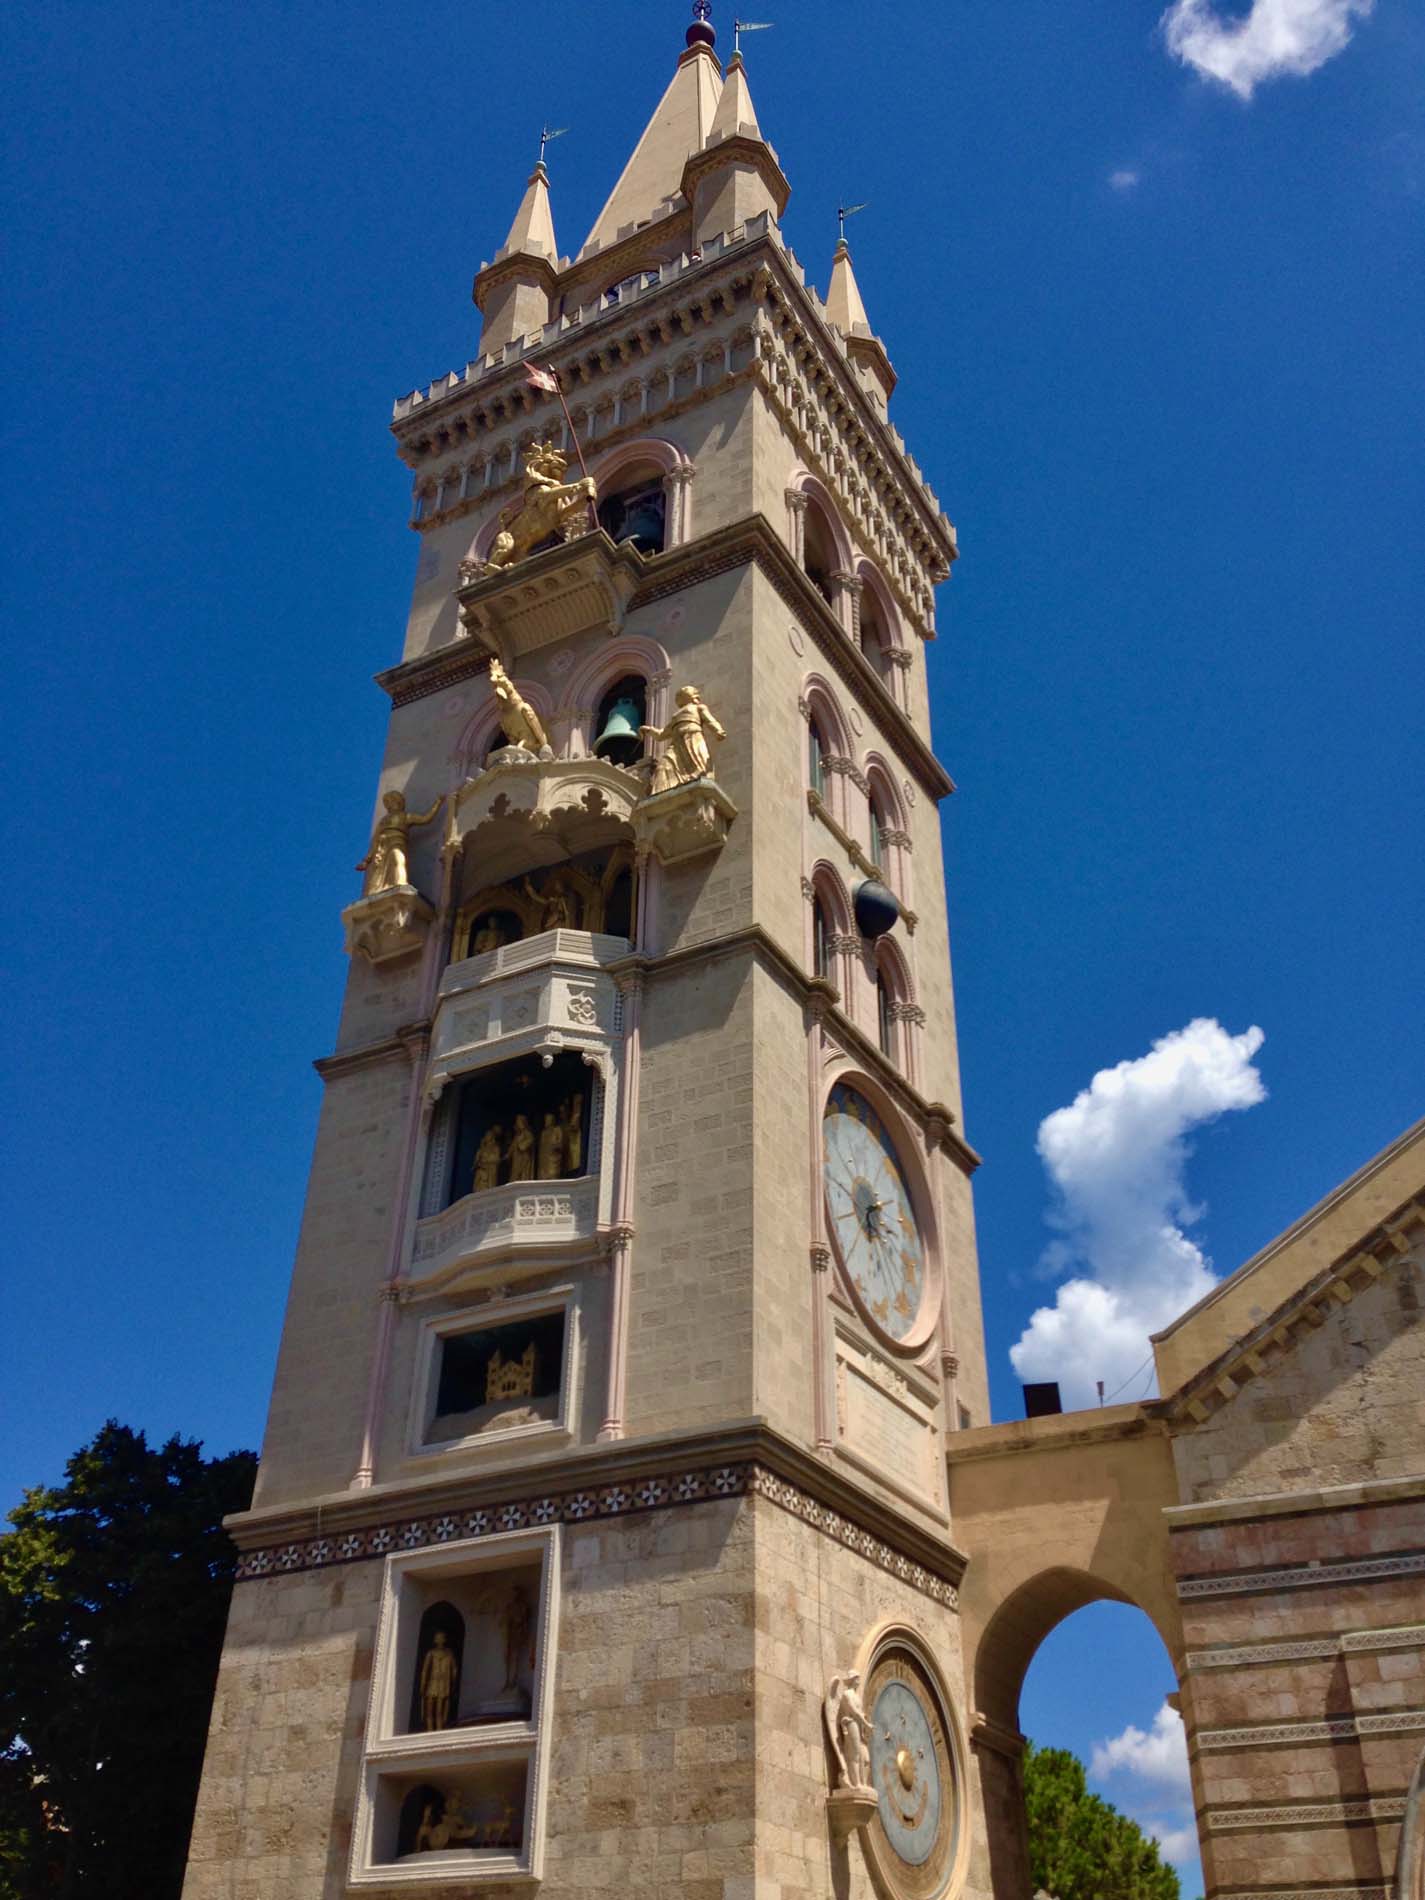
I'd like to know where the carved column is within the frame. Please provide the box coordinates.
[663,463,696,547]
[785,487,809,565]
[601,956,647,1441]
[831,569,863,642]
[805,977,840,1454]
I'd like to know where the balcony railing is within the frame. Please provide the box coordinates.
[412,1175,600,1276]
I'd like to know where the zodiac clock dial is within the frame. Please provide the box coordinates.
[822,1083,927,1343]
[864,1645,958,1900]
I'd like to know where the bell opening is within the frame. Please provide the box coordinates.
[593,676,648,767]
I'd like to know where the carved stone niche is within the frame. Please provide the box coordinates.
[456,530,645,662]
[630,778,738,867]
[343,884,434,965]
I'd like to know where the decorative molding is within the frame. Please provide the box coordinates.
[1197,1707,1425,1751]
[1203,1794,1407,1832]
[1214,1889,1391,1900]
[745,1469,957,1607]
[1185,1623,1425,1672]
[1177,1550,1425,1601]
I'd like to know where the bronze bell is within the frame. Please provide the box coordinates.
[593,695,643,765]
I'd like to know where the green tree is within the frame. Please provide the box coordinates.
[0,1422,256,1900]
[1023,1742,1181,1900]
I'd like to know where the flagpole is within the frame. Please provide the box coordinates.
[529,361,598,534]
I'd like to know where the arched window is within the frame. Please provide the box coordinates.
[876,970,894,1058]
[803,502,839,609]
[808,719,828,798]
[869,791,888,871]
[813,897,832,980]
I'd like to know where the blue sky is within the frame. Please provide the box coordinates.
[5,1,1422,1886]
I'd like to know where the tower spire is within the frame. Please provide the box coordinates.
[474,157,562,357]
[824,225,897,412]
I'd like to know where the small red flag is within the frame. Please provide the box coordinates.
[525,361,559,393]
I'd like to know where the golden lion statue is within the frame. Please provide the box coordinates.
[484,441,596,571]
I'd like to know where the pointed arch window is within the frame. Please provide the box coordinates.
[813,897,832,981]
[876,970,895,1059]
[808,720,828,799]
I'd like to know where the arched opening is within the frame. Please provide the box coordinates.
[407,1600,466,1734]
[976,1575,1200,1900]
[597,462,667,554]
[812,895,832,981]
[876,967,894,1059]
[808,717,828,798]
[592,673,647,766]
[803,500,839,608]
[869,788,888,871]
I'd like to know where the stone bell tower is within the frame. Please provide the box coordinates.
[184,8,997,1896]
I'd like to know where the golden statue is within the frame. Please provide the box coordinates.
[641,686,726,796]
[472,1126,503,1194]
[522,872,575,932]
[487,658,548,753]
[506,1114,535,1182]
[485,440,596,570]
[418,1630,459,1732]
[471,915,505,955]
[536,1111,565,1180]
[356,789,443,896]
[562,1095,583,1174]
[414,1788,480,1852]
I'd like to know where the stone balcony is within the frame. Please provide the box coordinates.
[429,928,628,1088]
[411,1174,601,1279]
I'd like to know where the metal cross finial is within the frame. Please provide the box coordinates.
[538,125,568,165]
[837,201,868,242]
[733,17,773,55]
[692,1,712,21]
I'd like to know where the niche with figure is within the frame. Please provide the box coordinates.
[427,1307,567,1445]
[447,1050,594,1208]
[457,846,636,959]
[400,1560,543,1735]
[390,1759,528,1861]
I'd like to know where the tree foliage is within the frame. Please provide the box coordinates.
[1024,1742,1181,1900]
[0,1422,256,1900]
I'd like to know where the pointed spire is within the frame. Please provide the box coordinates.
[579,8,724,256]
[499,159,558,264]
[825,238,870,335]
[708,50,762,144]
[824,238,897,412]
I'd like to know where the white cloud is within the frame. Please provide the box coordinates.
[1151,1821,1201,1861]
[1092,1701,1192,1795]
[1009,1018,1266,1407]
[1162,0,1374,100]
[1108,168,1142,191]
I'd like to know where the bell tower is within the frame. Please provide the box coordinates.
[185,10,996,1897]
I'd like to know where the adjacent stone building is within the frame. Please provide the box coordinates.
[181,12,1425,1898]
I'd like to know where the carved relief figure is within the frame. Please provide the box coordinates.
[641,685,726,795]
[356,789,443,896]
[562,1095,583,1174]
[484,441,596,571]
[824,1670,875,1793]
[472,1126,503,1194]
[536,1111,565,1180]
[523,871,576,931]
[415,1788,481,1852]
[418,1630,459,1732]
[506,1114,535,1182]
[487,659,549,753]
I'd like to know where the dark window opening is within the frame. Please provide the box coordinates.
[449,1050,594,1208]
[809,721,828,797]
[877,971,895,1058]
[431,1308,567,1443]
[598,478,666,555]
[813,898,832,980]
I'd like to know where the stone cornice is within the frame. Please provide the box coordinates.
[314,1029,429,1082]
[376,514,956,803]
[1153,1188,1425,1429]
[943,1402,1164,1466]
[1164,1468,1425,1531]
[223,1419,968,1604]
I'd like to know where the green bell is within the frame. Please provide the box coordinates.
[593,695,643,765]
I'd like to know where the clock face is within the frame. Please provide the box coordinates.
[823,1083,926,1342]
[865,1645,959,1900]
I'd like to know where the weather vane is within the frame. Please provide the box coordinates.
[538,124,568,165]
[733,17,773,55]
[837,201,868,242]
[692,1,712,21]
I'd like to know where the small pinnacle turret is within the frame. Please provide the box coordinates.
[681,44,789,247]
[825,237,897,413]
[474,160,562,358]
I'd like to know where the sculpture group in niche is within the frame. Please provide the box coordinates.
[356,789,444,897]
[412,1583,534,1740]
[471,1093,584,1194]
[481,442,597,573]
[463,852,634,954]
[412,1789,520,1854]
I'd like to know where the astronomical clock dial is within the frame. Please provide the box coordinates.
[864,1644,959,1900]
[823,1082,927,1344]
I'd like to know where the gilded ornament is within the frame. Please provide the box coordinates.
[488,659,549,753]
[640,684,726,796]
[484,441,596,571]
[356,789,443,896]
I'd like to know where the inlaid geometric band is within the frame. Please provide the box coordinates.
[1185,1622,1425,1671]
[1204,1794,1407,1832]
[1177,1550,1425,1600]
[1196,1706,1425,1751]
[233,1459,959,1608]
